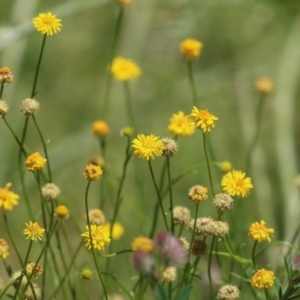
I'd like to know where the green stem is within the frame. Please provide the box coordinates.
[207,236,216,299]
[203,133,215,197]
[166,157,175,234]
[148,160,169,231]
[85,180,108,300]
[31,35,47,98]
[252,241,258,270]
[187,61,198,106]
[124,82,137,129]
[188,203,199,262]
[0,82,4,98]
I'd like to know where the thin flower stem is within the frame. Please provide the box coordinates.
[252,241,258,270]
[32,115,52,182]
[188,203,199,262]
[207,236,216,299]
[85,180,108,300]
[203,133,215,197]
[24,240,33,266]
[31,34,47,98]
[0,279,16,299]
[102,7,124,119]
[124,82,137,129]
[0,82,4,98]
[166,157,175,234]
[99,138,107,208]
[148,160,169,231]
[36,173,48,233]
[187,61,198,106]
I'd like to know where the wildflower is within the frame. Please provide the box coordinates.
[108,294,124,300]
[168,111,195,137]
[251,269,275,289]
[221,170,253,198]
[116,0,134,5]
[154,231,187,267]
[180,38,203,60]
[217,284,240,300]
[88,209,106,225]
[213,194,234,213]
[81,225,111,251]
[20,98,39,116]
[103,222,124,240]
[121,126,134,137]
[110,57,141,81]
[0,100,9,117]
[23,222,45,241]
[188,185,208,203]
[132,251,154,274]
[54,205,69,219]
[25,152,47,172]
[188,217,214,236]
[42,183,61,201]
[132,134,163,160]
[26,262,43,277]
[161,266,177,283]
[80,268,93,280]
[191,239,207,256]
[190,107,218,133]
[132,236,154,253]
[24,283,41,300]
[211,220,229,238]
[32,12,62,35]
[11,271,27,288]
[220,161,232,173]
[0,183,20,211]
[173,206,190,225]
[91,120,110,137]
[161,138,178,157]
[84,163,103,181]
[248,220,274,243]
[179,237,190,253]
[0,239,9,259]
[254,76,275,94]
[0,67,14,84]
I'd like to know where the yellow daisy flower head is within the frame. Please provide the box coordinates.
[168,111,195,137]
[54,205,69,219]
[120,126,134,137]
[132,236,154,253]
[116,0,134,6]
[32,12,62,36]
[91,120,110,137]
[0,238,9,259]
[132,134,163,160]
[251,269,275,290]
[26,262,43,277]
[0,66,14,84]
[110,57,141,81]
[180,38,203,60]
[80,268,94,280]
[23,222,45,241]
[0,183,20,211]
[254,76,275,94]
[248,220,274,243]
[188,185,208,203]
[190,107,218,133]
[84,163,103,181]
[221,170,253,198]
[81,225,111,251]
[103,222,125,240]
[25,152,47,172]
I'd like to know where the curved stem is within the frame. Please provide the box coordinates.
[166,157,175,234]
[203,133,215,197]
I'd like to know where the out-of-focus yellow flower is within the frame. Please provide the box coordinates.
[103,222,124,240]
[110,57,141,81]
[25,152,47,172]
[91,121,110,137]
[0,239,9,259]
[180,38,203,60]
[168,111,195,137]
[254,76,275,94]
[132,236,153,253]
[0,183,19,211]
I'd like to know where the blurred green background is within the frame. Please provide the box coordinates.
[1,0,300,298]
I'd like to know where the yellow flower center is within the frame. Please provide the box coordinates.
[143,137,156,148]
[41,16,54,24]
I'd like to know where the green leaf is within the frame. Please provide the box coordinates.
[154,283,168,300]
[285,256,292,277]
[272,278,282,298]
[174,285,193,300]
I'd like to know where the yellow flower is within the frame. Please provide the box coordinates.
[251,269,275,289]
[23,222,45,241]
[25,262,43,277]
[103,222,125,240]
[190,107,218,133]
[25,152,47,172]
[0,183,20,211]
[132,236,153,253]
[188,185,208,203]
[110,57,141,81]
[55,205,69,219]
[132,134,163,160]
[0,66,14,84]
[91,120,110,137]
[221,170,253,198]
[121,126,134,137]
[254,76,275,94]
[32,12,62,36]
[80,268,93,280]
[84,164,103,181]
[248,220,274,243]
[116,0,134,5]
[180,38,203,60]
[0,239,9,259]
[220,161,232,173]
[168,111,195,137]
[81,225,111,251]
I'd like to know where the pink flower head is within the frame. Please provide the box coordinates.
[132,251,154,274]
